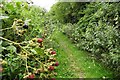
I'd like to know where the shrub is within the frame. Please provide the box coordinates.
[0,19,59,79]
[62,2,120,77]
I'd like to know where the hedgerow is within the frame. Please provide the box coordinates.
[62,2,120,77]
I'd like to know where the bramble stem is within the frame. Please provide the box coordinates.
[0,36,29,73]
[0,36,44,73]
[0,36,19,45]
[0,27,13,31]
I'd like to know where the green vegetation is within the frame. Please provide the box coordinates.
[51,2,120,77]
[0,0,119,79]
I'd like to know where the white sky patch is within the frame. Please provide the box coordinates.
[31,0,57,11]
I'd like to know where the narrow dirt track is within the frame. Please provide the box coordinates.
[59,41,84,78]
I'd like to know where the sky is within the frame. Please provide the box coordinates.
[31,0,57,11]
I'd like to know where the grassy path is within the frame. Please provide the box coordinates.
[52,31,113,78]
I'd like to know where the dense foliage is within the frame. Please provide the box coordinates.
[0,1,59,79]
[57,2,120,77]
[1,0,120,79]
[1,1,46,40]
[50,2,88,24]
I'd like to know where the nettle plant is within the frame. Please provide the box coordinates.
[0,19,59,79]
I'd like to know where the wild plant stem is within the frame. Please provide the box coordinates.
[0,36,43,73]
[0,36,19,45]
[0,27,13,31]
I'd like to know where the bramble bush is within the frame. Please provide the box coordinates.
[1,1,46,40]
[0,1,59,79]
[0,19,59,79]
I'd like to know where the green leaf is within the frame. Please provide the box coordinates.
[0,46,6,53]
[6,45,16,53]
[34,48,44,56]
[0,40,2,45]
[16,2,21,8]
[30,49,37,54]
[6,3,14,11]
